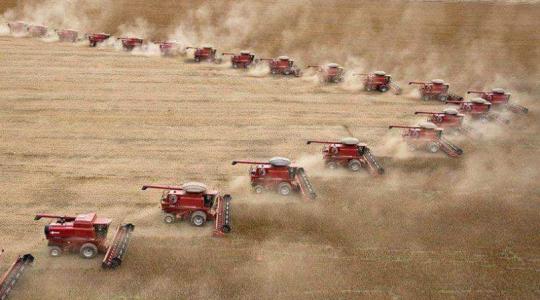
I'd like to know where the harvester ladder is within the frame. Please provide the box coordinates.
[102,224,135,269]
[0,254,34,300]
[389,82,402,95]
[213,196,232,237]
[295,168,317,200]
[363,149,385,175]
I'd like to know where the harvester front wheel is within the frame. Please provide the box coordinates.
[438,94,448,102]
[163,213,176,224]
[422,95,430,101]
[427,142,440,153]
[80,243,98,259]
[222,224,232,233]
[191,211,207,227]
[277,182,292,196]
[348,160,362,172]
[379,85,389,93]
[49,246,62,257]
[253,185,264,194]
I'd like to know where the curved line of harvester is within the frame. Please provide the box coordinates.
[0,19,531,299]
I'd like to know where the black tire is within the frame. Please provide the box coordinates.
[348,160,362,172]
[80,243,98,259]
[271,69,278,75]
[438,94,448,102]
[277,182,292,196]
[326,161,338,169]
[379,85,389,93]
[190,211,207,227]
[422,94,430,101]
[232,63,238,69]
[222,224,231,233]
[194,57,200,62]
[163,213,175,224]
[253,185,264,194]
[427,142,440,153]
[49,246,62,257]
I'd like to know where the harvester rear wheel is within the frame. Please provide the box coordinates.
[438,94,448,102]
[326,161,338,169]
[253,185,264,194]
[427,142,440,153]
[222,225,231,233]
[277,182,292,196]
[348,160,362,172]
[49,246,62,257]
[163,213,175,224]
[80,243,98,259]
[190,211,207,227]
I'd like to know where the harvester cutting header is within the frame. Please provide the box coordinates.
[232,157,316,200]
[0,250,34,300]
[142,182,232,237]
[34,213,134,269]
[307,137,384,175]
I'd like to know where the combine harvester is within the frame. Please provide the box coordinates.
[447,98,509,124]
[356,71,402,94]
[0,250,34,300]
[467,88,528,114]
[409,79,462,102]
[389,122,463,157]
[232,157,316,200]
[186,45,222,63]
[222,51,257,68]
[306,63,345,83]
[260,56,302,77]
[7,21,27,35]
[26,24,48,38]
[306,137,384,175]
[34,213,134,269]
[141,182,232,237]
[414,108,468,134]
[154,41,181,56]
[118,37,144,51]
[88,33,111,47]
[56,29,84,43]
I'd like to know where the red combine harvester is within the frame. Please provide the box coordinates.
[141,182,232,237]
[154,41,180,56]
[222,50,257,68]
[467,88,528,114]
[34,213,134,269]
[356,71,402,94]
[306,63,344,83]
[409,79,462,101]
[232,157,316,200]
[27,24,47,38]
[414,108,465,132]
[7,21,27,34]
[260,56,302,77]
[186,45,222,63]
[447,98,508,124]
[0,250,34,300]
[307,137,384,175]
[88,33,111,47]
[389,122,463,157]
[56,29,79,42]
[118,37,144,51]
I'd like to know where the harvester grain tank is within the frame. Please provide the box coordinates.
[356,71,402,94]
[141,182,232,237]
[232,157,316,200]
[306,137,384,175]
[409,79,462,101]
[0,250,34,300]
[467,88,528,114]
[34,213,134,269]
[389,122,463,157]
